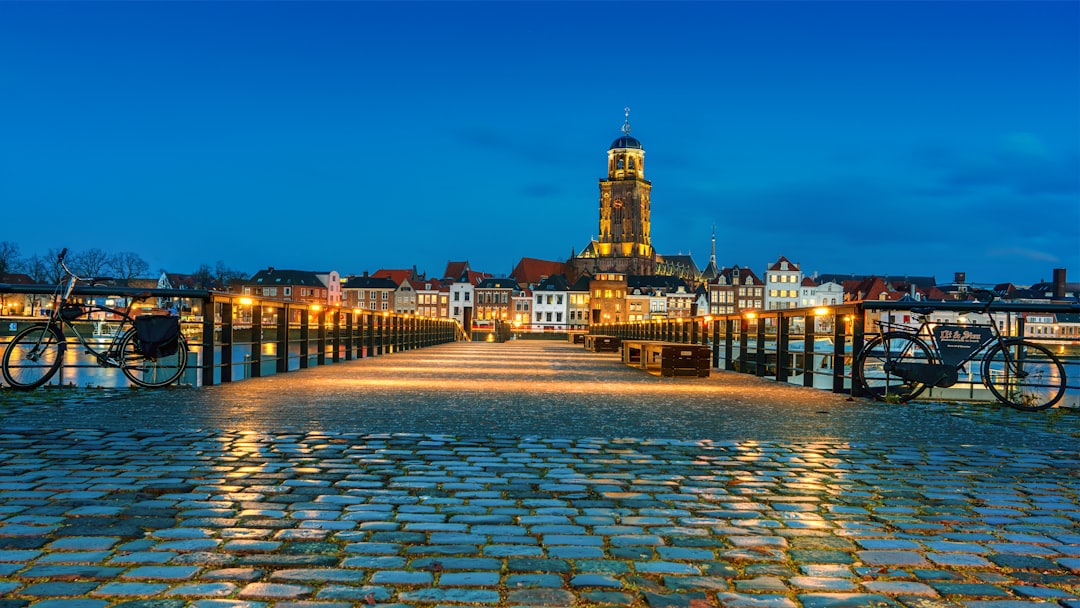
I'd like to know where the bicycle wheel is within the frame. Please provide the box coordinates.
[1,324,66,390]
[981,339,1066,411]
[118,329,188,388]
[855,331,934,403]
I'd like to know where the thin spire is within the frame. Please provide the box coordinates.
[622,106,632,135]
[710,226,717,264]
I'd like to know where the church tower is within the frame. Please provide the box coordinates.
[595,108,656,275]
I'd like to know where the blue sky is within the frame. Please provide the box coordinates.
[1,1,1077,285]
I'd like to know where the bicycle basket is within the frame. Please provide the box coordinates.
[59,303,84,321]
[133,315,181,358]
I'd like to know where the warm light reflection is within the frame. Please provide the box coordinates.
[813,307,829,316]
[744,311,757,319]
[239,297,253,306]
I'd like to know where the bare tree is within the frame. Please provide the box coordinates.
[0,241,21,278]
[108,252,149,281]
[214,261,247,290]
[191,264,214,289]
[68,248,111,277]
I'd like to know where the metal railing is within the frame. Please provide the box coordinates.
[0,284,466,389]
[592,299,1080,407]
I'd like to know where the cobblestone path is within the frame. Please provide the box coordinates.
[0,341,1078,607]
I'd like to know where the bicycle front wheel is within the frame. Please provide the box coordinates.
[119,329,188,388]
[981,339,1066,411]
[1,324,66,390]
[856,331,934,403]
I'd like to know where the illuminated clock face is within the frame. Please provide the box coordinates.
[613,199,623,209]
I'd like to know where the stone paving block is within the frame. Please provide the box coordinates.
[21,601,110,608]
[314,585,391,602]
[506,573,564,588]
[926,553,994,567]
[19,581,100,596]
[861,581,938,596]
[269,569,367,583]
[797,593,900,607]
[570,574,623,588]
[506,588,576,606]
[439,571,501,586]
[929,583,1012,597]
[369,570,433,585]
[578,590,637,606]
[642,590,708,608]
[90,581,171,596]
[164,582,239,597]
[237,582,314,599]
[856,551,931,567]
[715,592,798,608]
[398,588,501,604]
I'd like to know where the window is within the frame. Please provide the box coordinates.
[556,312,563,322]
[536,295,543,304]
[536,312,542,322]
[464,293,470,301]
[381,292,388,300]
[546,312,552,322]
[454,292,460,301]
[284,287,292,296]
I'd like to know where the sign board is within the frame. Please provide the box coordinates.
[932,325,994,367]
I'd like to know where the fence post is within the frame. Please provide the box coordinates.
[299,308,310,369]
[250,304,263,378]
[220,300,233,383]
[276,305,288,374]
[345,311,354,361]
[832,310,846,394]
[776,312,789,383]
[201,294,216,387]
[803,314,815,387]
[317,310,327,365]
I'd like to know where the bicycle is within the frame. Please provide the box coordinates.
[855,290,1067,411]
[1,249,188,390]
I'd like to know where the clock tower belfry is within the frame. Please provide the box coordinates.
[596,108,656,275]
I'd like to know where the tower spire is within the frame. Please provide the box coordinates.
[710,226,717,264]
[622,106,631,135]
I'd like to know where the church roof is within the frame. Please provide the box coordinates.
[609,135,642,150]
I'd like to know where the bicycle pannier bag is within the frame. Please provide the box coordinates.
[133,315,181,358]
[60,303,84,321]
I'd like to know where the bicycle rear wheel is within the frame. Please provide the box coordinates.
[1,324,66,390]
[855,331,934,402]
[118,329,188,388]
[981,339,1066,411]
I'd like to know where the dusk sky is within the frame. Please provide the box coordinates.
[2,1,1077,285]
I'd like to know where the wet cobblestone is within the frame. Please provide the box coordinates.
[0,341,1078,606]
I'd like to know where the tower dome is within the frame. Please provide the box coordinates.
[609,135,643,150]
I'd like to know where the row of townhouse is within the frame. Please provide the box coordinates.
[219,257,1074,335]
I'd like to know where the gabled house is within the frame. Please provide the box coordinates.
[341,273,397,312]
[764,256,803,310]
[567,275,591,331]
[532,274,569,331]
[237,267,340,306]
[413,278,447,318]
[709,265,764,315]
[475,278,519,323]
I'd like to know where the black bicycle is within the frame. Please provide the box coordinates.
[1,249,188,390]
[855,291,1067,410]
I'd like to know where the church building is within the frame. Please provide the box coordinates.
[570,110,705,285]
[571,109,658,278]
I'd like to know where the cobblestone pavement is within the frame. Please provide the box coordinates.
[0,341,1078,607]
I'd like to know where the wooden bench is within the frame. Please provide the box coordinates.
[584,335,622,352]
[622,340,711,377]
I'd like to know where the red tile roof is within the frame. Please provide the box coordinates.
[510,258,567,286]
